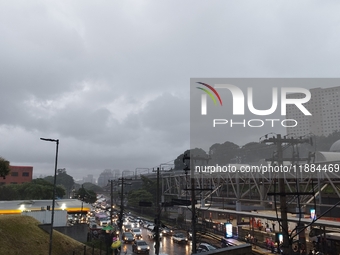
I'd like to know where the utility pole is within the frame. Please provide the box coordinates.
[263,134,311,255]
[110,180,113,226]
[117,176,131,235]
[183,153,212,254]
[276,134,290,255]
[155,167,160,255]
[183,154,197,254]
[119,177,124,234]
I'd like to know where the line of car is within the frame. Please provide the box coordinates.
[90,195,218,254]
[123,216,217,253]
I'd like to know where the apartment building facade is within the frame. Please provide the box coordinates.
[0,165,33,185]
[286,86,340,137]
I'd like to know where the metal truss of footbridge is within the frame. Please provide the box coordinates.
[159,162,340,210]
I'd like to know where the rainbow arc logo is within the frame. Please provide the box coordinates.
[196,82,223,115]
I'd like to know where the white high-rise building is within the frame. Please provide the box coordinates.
[97,169,114,187]
[286,86,340,137]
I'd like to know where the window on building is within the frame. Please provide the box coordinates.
[22,172,30,177]
[11,172,18,176]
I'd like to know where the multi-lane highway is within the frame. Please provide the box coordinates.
[120,228,192,255]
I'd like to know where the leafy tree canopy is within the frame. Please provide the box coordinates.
[81,182,103,193]
[0,178,65,200]
[44,169,75,198]
[127,189,153,208]
[75,186,97,204]
[0,157,10,179]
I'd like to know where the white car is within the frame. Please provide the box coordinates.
[132,228,143,239]
[99,218,110,226]
[147,230,162,240]
[197,243,217,253]
[88,217,95,223]
[172,233,188,243]
[147,224,155,231]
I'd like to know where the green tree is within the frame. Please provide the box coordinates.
[0,185,19,200]
[140,175,157,202]
[174,153,186,170]
[175,149,209,170]
[0,157,10,179]
[240,142,275,163]
[82,182,103,193]
[44,169,75,198]
[75,186,96,204]
[127,189,153,208]
[209,141,240,165]
[0,178,65,200]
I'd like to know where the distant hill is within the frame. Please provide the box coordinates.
[0,215,101,255]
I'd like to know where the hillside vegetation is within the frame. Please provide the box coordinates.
[0,215,101,255]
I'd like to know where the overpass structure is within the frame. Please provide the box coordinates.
[136,154,340,214]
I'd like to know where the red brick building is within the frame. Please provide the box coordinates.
[0,165,33,185]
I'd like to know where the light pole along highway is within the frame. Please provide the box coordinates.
[40,137,59,255]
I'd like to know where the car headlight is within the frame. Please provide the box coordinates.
[185,238,188,241]
[147,246,150,249]
[138,247,141,250]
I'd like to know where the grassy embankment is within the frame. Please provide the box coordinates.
[0,215,102,255]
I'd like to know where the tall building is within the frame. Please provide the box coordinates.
[286,86,340,137]
[97,169,114,187]
[83,174,95,184]
[0,165,33,185]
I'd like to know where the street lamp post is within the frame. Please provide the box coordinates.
[40,138,59,255]
[151,167,161,255]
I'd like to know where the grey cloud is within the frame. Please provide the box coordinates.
[1,1,340,179]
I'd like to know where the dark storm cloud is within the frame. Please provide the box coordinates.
[1,1,340,179]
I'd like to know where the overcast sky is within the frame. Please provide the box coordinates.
[1,1,340,180]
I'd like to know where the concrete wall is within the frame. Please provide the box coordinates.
[39,223,88,243]
[192,244,252,255]
[22,210,67,226]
